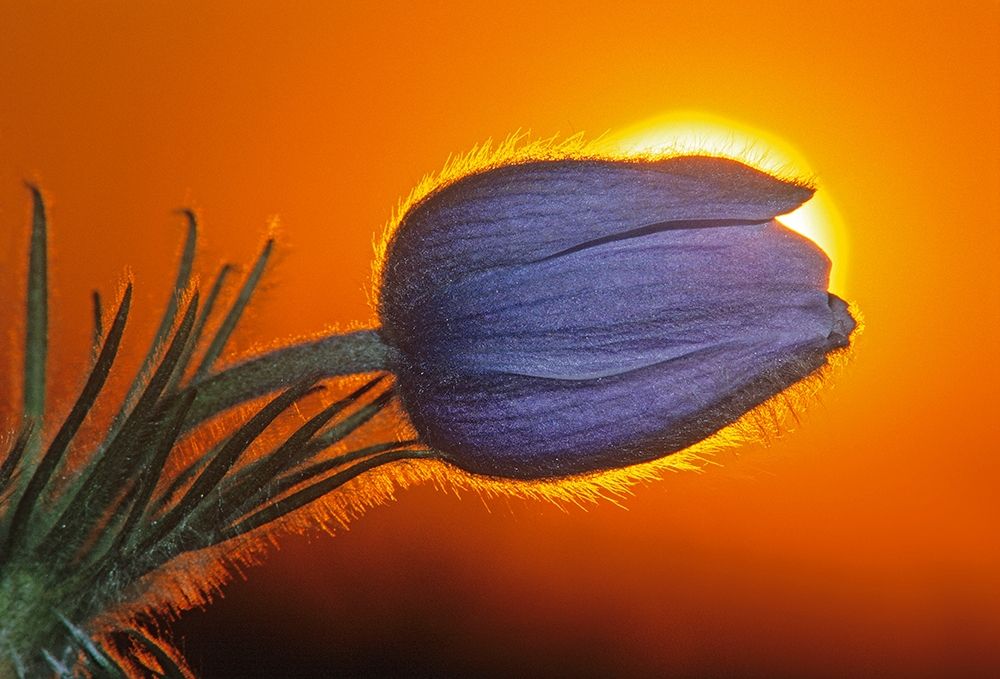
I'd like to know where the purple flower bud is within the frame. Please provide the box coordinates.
[379,155,856,479]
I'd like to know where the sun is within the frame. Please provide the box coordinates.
[602,111,850,296]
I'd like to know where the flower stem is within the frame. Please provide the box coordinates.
[179,329,392,429]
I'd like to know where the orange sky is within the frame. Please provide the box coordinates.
[1,2,998,677]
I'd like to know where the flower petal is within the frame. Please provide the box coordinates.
[378,154,856,479]
[387,220,835,380]
[393,319,843,478]
[381,157,814,333]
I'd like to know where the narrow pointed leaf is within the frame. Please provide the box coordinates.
[101,389,197,562]
[91,290,104,365]
[22,183,48,462]
[0,423,34,497]
[147,450,213,516]
[266,440,422,508]
[2,285,132,560]
[203,402,356,528]
[135,379,319,558]
[37,293,198,562]
[164,262,233,396]
[302,387,396,456]
[56,613,127,678]
[41,650,71,678]
[193,238,272,381]
[110,210,197,435]
[217,449,434,544]
[124,629,191,679]
[215,376,387,508]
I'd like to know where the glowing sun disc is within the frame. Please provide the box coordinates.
[603,111,849,295]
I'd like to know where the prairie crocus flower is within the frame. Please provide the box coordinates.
[379,155,856,479]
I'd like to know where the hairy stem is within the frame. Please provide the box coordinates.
[179,329,392,429]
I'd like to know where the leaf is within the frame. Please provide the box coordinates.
[212,376,387,514]
[0,423,34,498]
[216,448,435,543]
[146,450,213,517]
[22,184,48,464]
[123,629,192,679]
[56,612,127,678]
[1,285,132,561]
[163,262,233,397]
[41,650,71,678]
[192,238,272,382]
[303,387,397,456]
[108,210,197,438]
[132,379,320,564]
[91,290,104,366]
[93,389,198,567]
[35,293,199,564]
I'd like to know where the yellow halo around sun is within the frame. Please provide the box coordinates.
[602,111,849,296]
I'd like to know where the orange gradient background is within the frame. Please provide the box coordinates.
[1,2,998,677]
